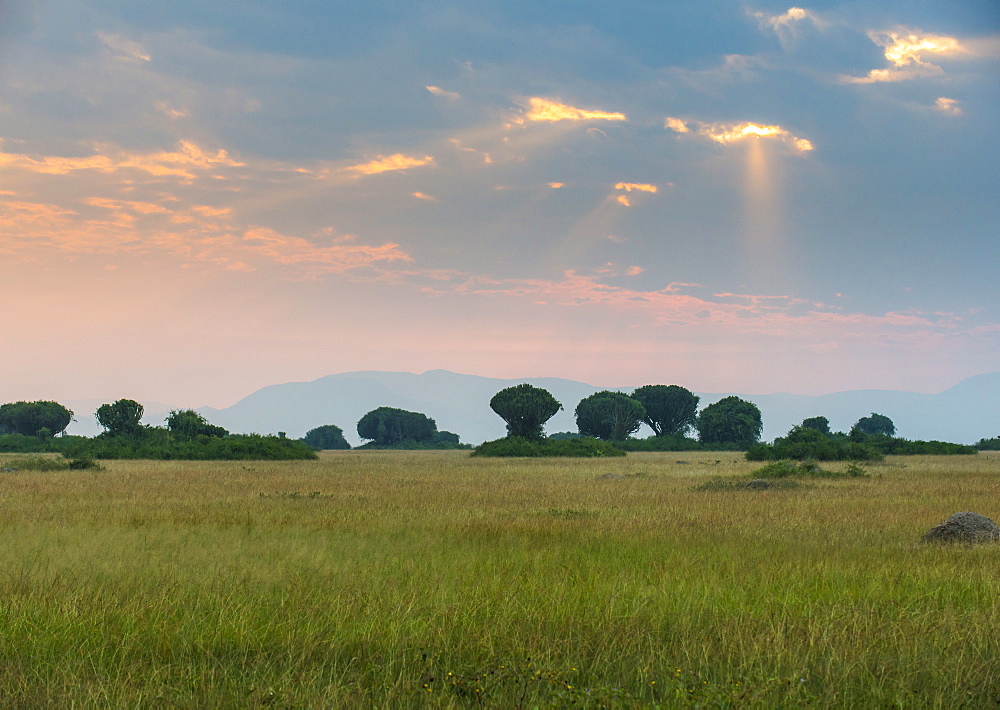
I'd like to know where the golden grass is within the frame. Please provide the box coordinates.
[0,451,997,707]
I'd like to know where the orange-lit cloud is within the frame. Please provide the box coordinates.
[664,117,689,133]
[426,85,460,100]
[934,97,962,115]
[343,153,434,176]
[0,140,243,179]
[666,118,813,152]
[615,183,657,193]
[520,97,626,123]
[613,183,657,207]
[412,191,437,201]
[841,30,964,84]
[548,182,565,189]
[755,6,824,39]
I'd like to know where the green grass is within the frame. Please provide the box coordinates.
[0,451,997,707]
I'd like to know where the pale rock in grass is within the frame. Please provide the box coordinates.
[922,512,1000,544]
[745,479,772,490]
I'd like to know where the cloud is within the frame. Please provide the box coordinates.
[0,140,243,180]
[411,191,437,201]
[755,7,825,45]
[155,101,189,119]
[97,32,151,62]
[547,182,565,189]
[0,139,413,278]
[841,30,964,84]
[934,97,962,116]
[615,183,657,193]
[666,118,814,152]
[613,183,657,207]
[342,153,434,176]
[519,97,626,123]
[426,85,460,100]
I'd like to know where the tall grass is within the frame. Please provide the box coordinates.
[0,451,997,707]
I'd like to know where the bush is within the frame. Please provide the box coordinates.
[63,432,318,460]
[616,434,705,452]
[751,460,868,479]
[975,437,1000,451]
[472,437,626,458]
[354,439,472,451]
[1,456,70,472]
[746,427,882,462]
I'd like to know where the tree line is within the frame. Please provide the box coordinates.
[1,386,988,461]
[0,399,315,460]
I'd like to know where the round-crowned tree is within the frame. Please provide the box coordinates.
[303,424,351,450]
[357,407,436,445]
[851,413,895,437]
[696,396,763,448]
[96,399,145,438]
[489,384,562,440]
[631,384,699,437]
[0,401,74,437]
[801,416,831,435]
[576,390,646,441]
[166,409,229,440]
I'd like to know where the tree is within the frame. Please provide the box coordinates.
[303,424,351,450]
[851,413,895,437]
[575,391,646,441]
[357,407,436,445]
[0,401,74,437]
[166,409,229,440]
[96,399,145,438]
[801,416,831,435]
[631,384,699,437]
[489,384,562,440]
[696,396,763,448]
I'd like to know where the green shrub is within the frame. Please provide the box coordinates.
[472,437,626,458]
[747,427,882,462]
[63,433,318,460]
[1,456,69,472]
[975,437,1000,451]
[68,457,101,470]
[354,439,472,451]
[616,434,705,452]
[751,460,868,479]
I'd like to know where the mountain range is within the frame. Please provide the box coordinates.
[62,370,997,445]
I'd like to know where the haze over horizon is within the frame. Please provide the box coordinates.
[2,1,997,409]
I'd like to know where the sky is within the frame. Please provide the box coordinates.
[1,0,998,409]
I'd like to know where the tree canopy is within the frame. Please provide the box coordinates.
[630,384,699,437]
[166,409,229,440]
[357,407,437,445]
[851,413,895,437]
[489,384,562,440]
[96,399,145,438]
[801,416,831,435]
[0,401,73,437]
[303,424,351,450]
[575,391,646,441]
[696,396,763,448]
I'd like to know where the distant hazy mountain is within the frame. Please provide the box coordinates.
[194,369,999,446]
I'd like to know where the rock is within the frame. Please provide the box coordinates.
[745,479,772,490]
[1,467,15,473]
[675,460,691,465]
[923,512,1000,544]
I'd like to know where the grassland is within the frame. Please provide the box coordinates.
[0,451,997,707]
